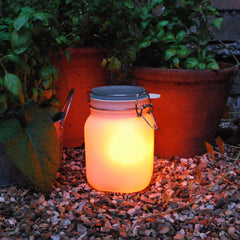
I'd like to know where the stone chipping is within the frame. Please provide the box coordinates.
[0,144,240,240]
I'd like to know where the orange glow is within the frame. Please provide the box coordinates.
[84,112,154,193]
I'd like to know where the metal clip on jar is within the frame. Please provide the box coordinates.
[84,85,160,193]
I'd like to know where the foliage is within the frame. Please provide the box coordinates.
[0,5,61,120]
[0,2,62,192]
[135,0,223,70]
[0,0,60,17]
[54,0,223,73]
[55,0,143,72]
[0,103,60,193]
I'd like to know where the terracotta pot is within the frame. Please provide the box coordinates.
[133,63,239,158]
[52,47,109,148]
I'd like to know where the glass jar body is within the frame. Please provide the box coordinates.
[84,107,154,193]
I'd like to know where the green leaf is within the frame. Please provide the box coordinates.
[39,66,54,88]
[211,18,222,31]
[13,13,31,31]
[198,62,206,70]
[206,5,217,12]
[0,76,3,91]
[156,29,165,40]
[207,59,219,70]
[42,80,53,89]
[21,7,35,15]
[0,27,10,42]
[1,54,30,74]
[199,49,207,61]
[64,49,71,61]
[140,9,149,20]
[161,33,175,43]
[157,20,169,30]
[107,56,122,71]
[0,105,60,193]
[176,30,186,42]
[56,35,68,45]
[164,49,177,61]
[10,27,31,54]
[123,1,133,9]
[172,57,180,68]
[139,41,152,49]
[141,21,149,29]
[0,93,7,114]
[33,13,49,26]
[4,73,24,104]
[101,58,108,67]
[177,46,189,58]
[184,57,199,69]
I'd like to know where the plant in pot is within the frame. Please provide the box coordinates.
[0,4,63,193]
[51,0,143,148]
[49,0,108,148]
[132,0,239,159]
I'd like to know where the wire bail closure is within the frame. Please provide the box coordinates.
[135,92,159,130]
[60,89,75,128]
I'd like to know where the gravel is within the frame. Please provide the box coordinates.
[0,144,240,240]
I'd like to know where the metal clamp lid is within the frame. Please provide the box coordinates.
[88,85,148,101]
[88,86,159,130]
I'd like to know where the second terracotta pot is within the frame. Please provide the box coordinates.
[133,63,238,159]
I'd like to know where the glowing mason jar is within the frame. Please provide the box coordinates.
[84,86,159,193]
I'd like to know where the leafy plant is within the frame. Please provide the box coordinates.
[54,0,144,77]
[135,0,223,70]
[0,3,62,192]
[0,103,60,193]
[0,6,61,120]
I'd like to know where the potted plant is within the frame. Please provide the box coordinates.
[51,0,143,148]
[0,3,63,193]
[132,0,239,158]
[50,0,108,148]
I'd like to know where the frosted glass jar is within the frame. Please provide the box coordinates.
[84,86,159,193]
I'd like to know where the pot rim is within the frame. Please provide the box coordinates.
[132,62,239,84]
[51,46,103,58]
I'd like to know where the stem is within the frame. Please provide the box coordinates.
[0,58,7,73]
[210,29,240,67]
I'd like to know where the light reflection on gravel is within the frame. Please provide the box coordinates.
[0,144,240,240]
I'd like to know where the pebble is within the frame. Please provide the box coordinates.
[174,233,185,240]
[127,208,136,216]
[159,226,170,234]
[206,204,215,210]
[179,215,188,222]
[225,209,233,216]
[0,145,239,239]
[51,234,61,240]
[149,192,161,199]
[8,218,17,225]
[199,232,207,239]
